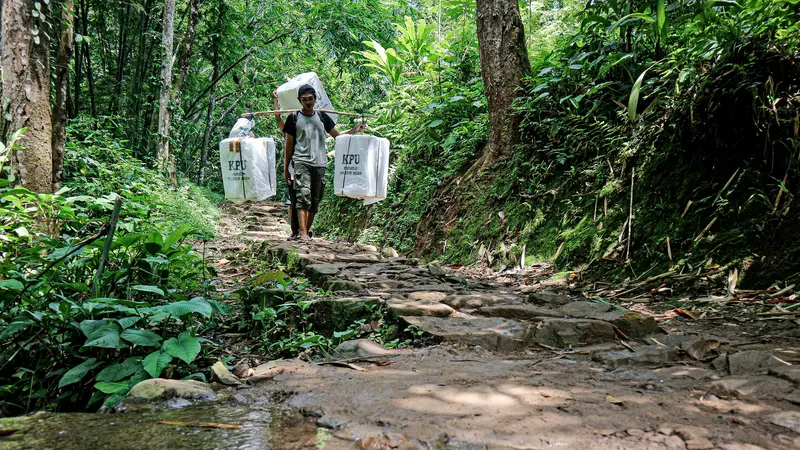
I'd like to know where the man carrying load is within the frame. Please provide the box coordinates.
[281,84,365,242]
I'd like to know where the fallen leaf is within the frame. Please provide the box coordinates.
[650,338,666,346]
[674,308,698,320]
[159,421,243,429]
[606,395,624,405]
[620,340,636,352]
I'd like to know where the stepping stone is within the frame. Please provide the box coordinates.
[386,298,455,317]
[478,304,561,321]
[405,291,449,302]
[528,290,574,307]
[368,280,407,290]
[127,379,216,402]
[709,375,794,400]
[534,318,616,348]
[558,301,613,317]
[769,366,800,385]
[402,316,533,351]
[305,263,342,283]
[442,293,521,309]
[592,345,681,368]
[399,284,457,294]
[323,279,365,293]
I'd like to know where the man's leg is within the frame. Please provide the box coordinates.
[294,163,313,240]
[307,166,326,234]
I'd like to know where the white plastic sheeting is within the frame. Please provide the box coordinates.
[219,137,276,202]
[228,117,255,138]
[333,134,390,205]
[276,72,338,123]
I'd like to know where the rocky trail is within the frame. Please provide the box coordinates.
[4,202,800,450]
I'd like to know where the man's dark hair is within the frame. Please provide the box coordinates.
[297,84,317,101]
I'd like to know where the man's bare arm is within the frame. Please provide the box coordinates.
[284,134,295,184]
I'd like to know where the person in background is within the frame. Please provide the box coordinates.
[273,91,300,240]
[282,84,364,242]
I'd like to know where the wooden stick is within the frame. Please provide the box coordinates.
[626,167,634,259]
[666,236,672,261]
[681,200,693,219]
[94,196,123,297]
[694,216,718,242]
[240,109,378,118]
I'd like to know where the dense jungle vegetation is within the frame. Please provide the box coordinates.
[1,0,799,417]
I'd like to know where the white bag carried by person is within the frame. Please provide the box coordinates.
[219,137,276,202]
[276,72,338,123]
[333,135,390,205]
[228,117,255,138]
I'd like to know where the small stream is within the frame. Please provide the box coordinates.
[0,402,329,450]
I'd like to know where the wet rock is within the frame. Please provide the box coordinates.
[478,304,561,321]
[709,375,794,400]
[728,350,790,375]
[528,290,573,307]
[769,411,800,433]
[249,359,320,383]
[323,279,365,292]
[386,298,455,317]
[231,361,252,379]
[592,346,681,368]
[210,361,242,386]
[316,414,348,430]
[443,293,522,309]
[334,339,399,357]
[402,315,532,351]
[127,379,216,402]
[405,291,449,302]
[558,301,613,317]
[305,264,341,283]
[769,365,800,385]
[534,318,616,348]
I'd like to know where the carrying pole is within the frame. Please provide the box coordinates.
[240,109,378,119]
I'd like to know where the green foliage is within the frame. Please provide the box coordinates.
[0,126,225,415]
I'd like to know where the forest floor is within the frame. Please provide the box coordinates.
[203,202,800,450]
[4,202,800,450]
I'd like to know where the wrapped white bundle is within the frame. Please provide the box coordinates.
[219,137,276,202]
[333,135,390,205]
[276,72,338,123]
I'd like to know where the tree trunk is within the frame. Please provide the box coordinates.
[81,0,96,116]
[1,0,53,193]
[198,0,224,184]
[110,2,132,113]
[52,0,76,192]
[475,0,532,163]
[72,0,83,118]
[156,0,176,183]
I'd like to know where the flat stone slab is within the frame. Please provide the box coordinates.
[709,375,795,400]
[558,301,613,317]
[398,284,457,294]
[249,359,320,383]
[387,298,455,317]
[534,318,616,348]
[651,366,717,380]
[592,345,681,368]
[443,293,521,309]
[402,316,532,351]
[305,264,342,283]
[769,365,800,385]
[478,304,561,321]
[769,411,800,434]
[729,350,792,375]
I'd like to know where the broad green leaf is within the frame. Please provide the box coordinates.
[94,381,130,394]
[163,332,201,364]
[132,285,165,296]
[79,319,110,338]
[58,358,100,388]
[14,227,29,237]
[160,297,212,318]
[121,328,162,347]
[85,323,126,349]
[117,316,141,329]
[628,69,648,122]
[161,224,191,252]
[0,279,24,291]
[428,119,442,127]
[252,270,288,286]
[144,231,164,255]
[657,0,667,43]
[96,357,142,382]
[142,351,172,378]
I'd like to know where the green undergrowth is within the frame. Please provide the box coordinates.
[233,243,422,359]
[0,118,225,416]
[316,1,800,290]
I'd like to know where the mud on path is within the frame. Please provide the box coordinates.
[201,202,800,450]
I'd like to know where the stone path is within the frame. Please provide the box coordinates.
[210,202,800,449]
